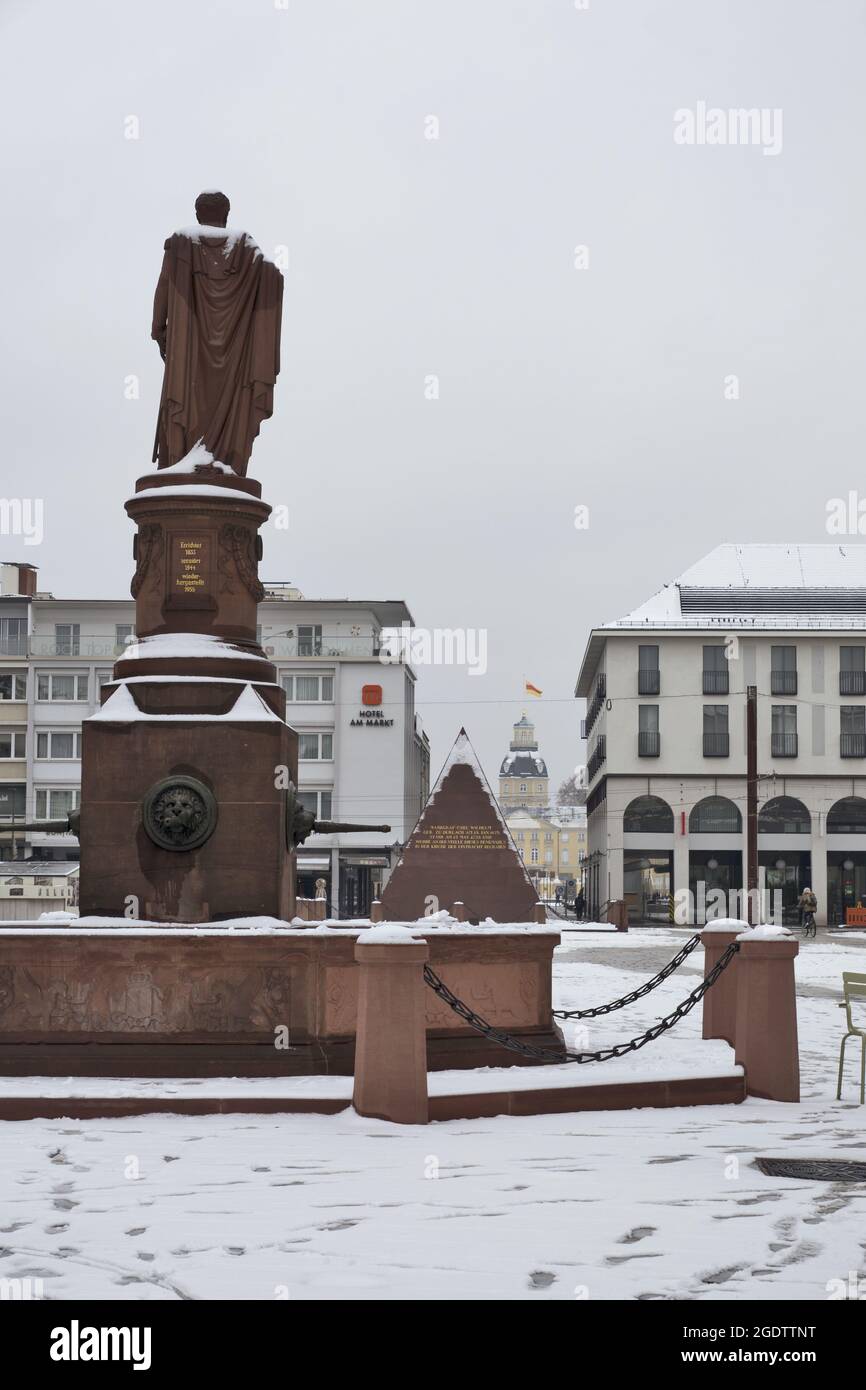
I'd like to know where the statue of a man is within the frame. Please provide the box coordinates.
[151,191,283,477]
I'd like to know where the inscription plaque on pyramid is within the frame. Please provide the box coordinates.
[380,729,539,923]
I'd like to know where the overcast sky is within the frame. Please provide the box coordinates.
[1,0,864,791]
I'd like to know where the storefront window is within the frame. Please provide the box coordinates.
[623,795,673,834]
[758,797,810,834]
[689,796,742,834]
[623,852,672,923]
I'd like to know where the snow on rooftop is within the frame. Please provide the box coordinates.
[678,543,866,590]
[608,544,866,630]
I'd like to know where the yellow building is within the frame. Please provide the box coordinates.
[499,715,549,810]
[505,806,587,897]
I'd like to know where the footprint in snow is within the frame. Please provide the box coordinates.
[701,1264,747,1284]
[528,1270,557,1289]
[618,1226,656,1244]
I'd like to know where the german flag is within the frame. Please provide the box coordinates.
[525,680,542,698]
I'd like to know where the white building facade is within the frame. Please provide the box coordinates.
[576,545,866,928]
[0,566,429,918]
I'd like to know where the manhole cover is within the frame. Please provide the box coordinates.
[756,1158,866,1182]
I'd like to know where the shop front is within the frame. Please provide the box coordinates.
[338,853,391,919]
[296,854,330,906]
[623,851,674,925]
[758,852,811,926]
[827,852,866,927]
[688,850,743,924]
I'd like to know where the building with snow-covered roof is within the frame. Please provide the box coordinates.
[576,544,866,927]
[498,714,549,810]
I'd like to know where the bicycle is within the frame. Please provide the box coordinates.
[801,911,817,940]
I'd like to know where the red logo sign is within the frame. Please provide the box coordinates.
[362,684,383,707]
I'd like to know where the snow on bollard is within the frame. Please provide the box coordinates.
[352,925,430,1125]
[733,925,800,1103]
[701,917,747,1046]
[533,901,546,924]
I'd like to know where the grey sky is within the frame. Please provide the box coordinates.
[1,0,863,791]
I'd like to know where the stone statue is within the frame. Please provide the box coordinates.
[151,191,283,477]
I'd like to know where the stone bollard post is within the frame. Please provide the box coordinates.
[734,930,800,1102]
[369,899,383,923]
[352,928,429,1124]
[533,901,546,924]
[701,926,741,1045]
[451,902,467,922]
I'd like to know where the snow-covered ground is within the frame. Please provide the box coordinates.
[1,927,864,1301]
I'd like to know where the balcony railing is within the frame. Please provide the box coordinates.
[585,674,606,736]
[771,732,798,758]
[29,637,129,659]
[264,636,384,659]
[587,735,607,782]
[771,670,797,695]
[638,669,660,695]
[638,730,660,757]
[16,634,389,661]
[841,733,866,758]
[702,669,729,695]
[840,670,866,695]
[703,732,730,757]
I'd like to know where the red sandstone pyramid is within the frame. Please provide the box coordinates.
[380,728,539,924]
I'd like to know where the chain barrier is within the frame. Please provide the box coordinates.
[422,939,740,1066]
[553,932,701,1019]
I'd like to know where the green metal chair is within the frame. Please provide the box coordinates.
[836,972,866,1105]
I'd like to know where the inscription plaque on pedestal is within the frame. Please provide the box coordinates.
[166,532,214,610]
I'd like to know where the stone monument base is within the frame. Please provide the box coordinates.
[0,924,563,1077]
[79,682,296,922]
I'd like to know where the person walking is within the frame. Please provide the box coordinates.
[798,885,818,938]
[575,888,586,921]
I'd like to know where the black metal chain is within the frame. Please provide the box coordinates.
[422,940,740,1066]
[553,933,701,1019]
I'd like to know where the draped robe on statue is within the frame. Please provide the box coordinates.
[151,228,283,476]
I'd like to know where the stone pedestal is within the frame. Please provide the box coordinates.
[78,467,298,922]
[352,935,430,1123]
[701,929,740,1045]
[734,935,800,1102]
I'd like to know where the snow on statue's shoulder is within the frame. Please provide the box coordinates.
[172,224,272,263]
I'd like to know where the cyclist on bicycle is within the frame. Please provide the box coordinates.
[798,886,818,937]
